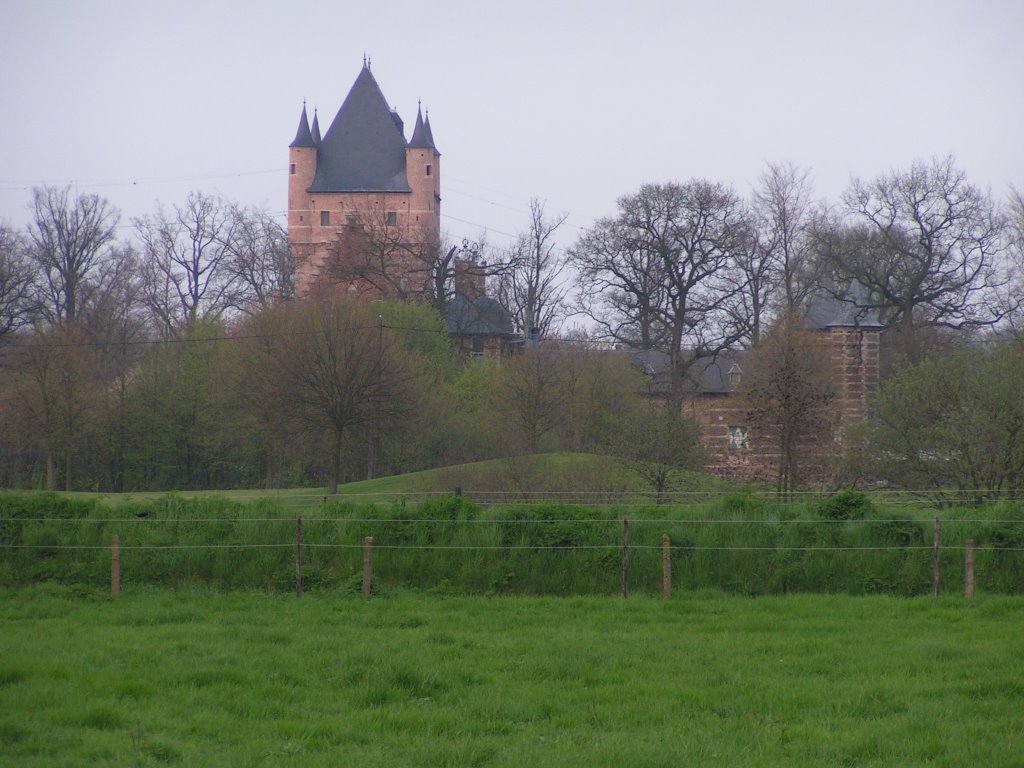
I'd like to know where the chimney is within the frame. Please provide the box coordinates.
[454,258,486,301]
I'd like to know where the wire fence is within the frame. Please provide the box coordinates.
[3,512,1022,598]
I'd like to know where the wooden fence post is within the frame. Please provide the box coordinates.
[362,536,374,596]
[111,535,121,597]
[621,516,629,599]
[662,533,671,600]
[932,516,941,597]
[295,515,302,599]
[965,539,975,600]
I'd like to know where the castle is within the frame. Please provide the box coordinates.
[287,62,442,297]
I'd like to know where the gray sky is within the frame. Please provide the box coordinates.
[1,0,1022,252]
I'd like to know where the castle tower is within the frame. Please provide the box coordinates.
[287,104,317,272]
[406,106,442,249]
[287,64,442,297]
[823,282,883,434]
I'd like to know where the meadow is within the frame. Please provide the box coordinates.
[1,586,1022,767]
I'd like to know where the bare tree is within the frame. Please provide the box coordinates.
[724,212,773,345]
[742,312,836,494]
[0,224,36,339]
[13,324,103,490]
[77,245,150,490]
[1005,186,1024,332]
[574,181,750,401]
[27,185,120,324]
[825,156,1009,348]
[134,191,241,337]
[495,346,567,453]
[753,162,822,313]
[610,405,704,504]
[223,204,294,312]
[572,214,668,350]
[277,298,423,494]
[324,204,434,301]
[494,198,569,339]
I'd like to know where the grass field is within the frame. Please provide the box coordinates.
[1,587,1022,766]
[33,452,742,508]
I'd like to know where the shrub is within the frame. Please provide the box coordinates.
[815,491,874,520]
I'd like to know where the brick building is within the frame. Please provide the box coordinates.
[638,286,883,482]
[287,63,442,297]
[287,63,515,354]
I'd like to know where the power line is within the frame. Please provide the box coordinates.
[0,168,286,192]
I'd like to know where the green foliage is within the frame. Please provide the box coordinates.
[3,492,1023,596]
[854,342,1024,494]
[815,490,875,520]
[374,298,453,382]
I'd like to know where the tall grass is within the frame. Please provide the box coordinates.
[2,588,1023,767]
[2,492,1022,595]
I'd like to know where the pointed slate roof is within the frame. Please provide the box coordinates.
[310,110,321,145]
[423,114,437,151]
[309,65,411,193]
[289,104,316,148]
[408,106,437,150]
[805,280,884,330]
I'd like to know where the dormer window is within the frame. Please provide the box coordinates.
[728,363,743,389]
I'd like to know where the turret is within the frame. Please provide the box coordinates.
[824,280,884,431]
[406,105,441,247]
[288,104,317,270]
[310,109,321,145]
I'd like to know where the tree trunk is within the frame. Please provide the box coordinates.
[45,452,56,491]
[328,429,344,496]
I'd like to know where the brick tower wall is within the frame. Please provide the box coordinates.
[288,148,442,298]
[828,327,880,434]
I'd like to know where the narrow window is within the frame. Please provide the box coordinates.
[320,210,330,226]
[289,163,296,175]
[386,211,398,226]
[426,164,432,177]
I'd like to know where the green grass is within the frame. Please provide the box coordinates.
[3,492,1024,595]
[16,452,745,507]
[0,587,1022,766]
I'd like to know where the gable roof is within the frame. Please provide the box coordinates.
[309,66,411,193]
[444,295,515,337]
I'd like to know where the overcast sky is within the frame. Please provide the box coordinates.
[1,0,1022,252]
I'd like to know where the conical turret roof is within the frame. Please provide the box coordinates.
[289,104,316,148]
[310,110,321,145]
[309,65,410,193]
[408,106,433,149]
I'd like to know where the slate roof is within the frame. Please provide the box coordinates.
[408,107,438,151]
[310,110,321,145]
[444,295,515,337]
[804,281,884,330]
[308,66,411,193]
[630,349,748,395]
[289,105,316,148]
